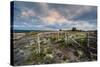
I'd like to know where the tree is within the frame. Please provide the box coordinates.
[72,27,77,31]
[59,29,62,31]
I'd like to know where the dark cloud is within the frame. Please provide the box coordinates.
[72,7,97,21]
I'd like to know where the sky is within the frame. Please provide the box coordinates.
[12,1,97,31]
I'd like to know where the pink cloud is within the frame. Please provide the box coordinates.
[42,9,68,25]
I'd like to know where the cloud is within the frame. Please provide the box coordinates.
[42,9,67,25]
[38,3,49,15]
[41,19,96,30]
[21,9,36,17]
[70,20,96,30]
[62,6,96,20]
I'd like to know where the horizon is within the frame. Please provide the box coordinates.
[12,28,97,31]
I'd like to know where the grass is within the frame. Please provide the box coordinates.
[14,31,97,65]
